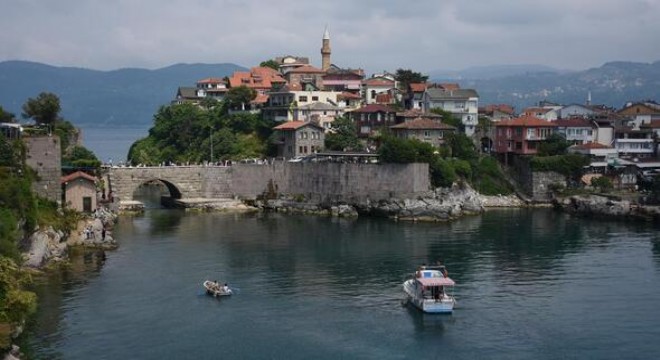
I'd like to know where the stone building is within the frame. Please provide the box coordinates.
[61,171,97,212]
[24,135,62,203]
[273,121,325,159]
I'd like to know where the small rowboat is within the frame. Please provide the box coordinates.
[203,280,233,297]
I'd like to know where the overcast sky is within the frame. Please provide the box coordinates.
[1,0,659,74]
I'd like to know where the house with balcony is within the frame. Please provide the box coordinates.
[422,88,479,136]
[479,104,515,122]
[613,127,655,159]
[390,118,457,148]
[521,106,559,121]
[262,84,342,122]
[555,118,595,145]
[617,101,660,130]
[322,65,364,93]
[559,104,596,119]
[349,104,397,138]
[493,115,557,155]
[294,102,343,132]
[195,78,228,101]
[272,121,325,159]
[568,142,619,172]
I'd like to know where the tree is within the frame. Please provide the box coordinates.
[63,145,101,168]
[538,133,570,156]
[445,132,478,160]
[325,116,361,151]
[259,59,280,71]
[21,92,61,126]
[0,106,16,123]
[394,69,428,91]
[430,108,462,129]
[224,86,257,111]
[591,176,613,192]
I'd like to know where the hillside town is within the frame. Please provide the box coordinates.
[169,28,660,192]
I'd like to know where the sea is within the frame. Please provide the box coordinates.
[80,125,149,164]
[24,208,660,359]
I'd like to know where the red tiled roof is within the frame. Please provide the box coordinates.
[391,118,456,130]
[555,118,592,127]
[287,65,325,74]
[363,78,394,86]
[339,91,361,100]
[481,104,514,115]
[523,107,553,114]
[396,109,441,118]
[435,83,459,91]
[273,121,322,131]
[61,171,96,184]
[495,115,556,127]
[227,67,285,89]
[197,77,225,84]
[251,94,269,104]
[409,83,427,92]
[352,104,396,113]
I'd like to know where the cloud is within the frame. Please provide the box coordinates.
[1,0,659,72]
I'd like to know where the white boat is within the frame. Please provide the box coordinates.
[203,280,233,297]
[403,265,456,313]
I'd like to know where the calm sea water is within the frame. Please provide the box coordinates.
[26,209,660,359]
[80,126,148,164]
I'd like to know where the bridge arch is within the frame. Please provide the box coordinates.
[107,166,206,203]
[133,178,183,200]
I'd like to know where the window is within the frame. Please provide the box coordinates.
[515,128,522,136]
[424,131,431,138]
[515,142,522,150]
[299,96,308,102]
[304,146,308,153]
[312,96,319,101]
[299,146,303,153]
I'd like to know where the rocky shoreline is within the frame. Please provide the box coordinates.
[554,194,660,222]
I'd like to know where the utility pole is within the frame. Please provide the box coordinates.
[210,126,213,164]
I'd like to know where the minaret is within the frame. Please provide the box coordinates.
[321,26,331,71]
[586,91,592,106]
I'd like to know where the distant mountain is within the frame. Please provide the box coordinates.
[428,64,564,81]
[431,61,660,110]
[0,61,246,128]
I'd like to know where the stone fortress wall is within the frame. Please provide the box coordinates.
[109,162,431,204]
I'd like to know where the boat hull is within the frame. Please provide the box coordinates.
[403,279,455,314]
[203,281,232,297]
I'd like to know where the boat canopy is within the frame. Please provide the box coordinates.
[417,277,455,287]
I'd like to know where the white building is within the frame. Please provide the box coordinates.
[422,88,479,136]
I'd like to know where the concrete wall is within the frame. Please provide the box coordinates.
[511,156,565,201]
[24,135,62,203]
[110,162,431,203]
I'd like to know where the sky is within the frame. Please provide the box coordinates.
[1,0,659,74]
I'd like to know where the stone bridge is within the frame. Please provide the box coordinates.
[106,165,232,202]
[107,162,430,205]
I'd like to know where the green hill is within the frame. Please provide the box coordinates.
[0,61,246,127]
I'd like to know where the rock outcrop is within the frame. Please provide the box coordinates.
[258,183,501,221]
[556,195,660,221]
